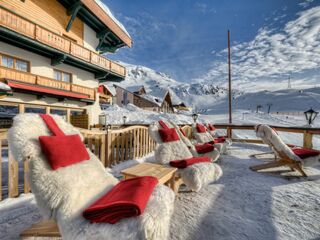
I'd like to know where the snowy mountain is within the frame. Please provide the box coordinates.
[118,64,235,109]
[115,63,320,113]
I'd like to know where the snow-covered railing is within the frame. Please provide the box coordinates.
[212,124,320,149]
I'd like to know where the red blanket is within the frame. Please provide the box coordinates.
[214,137,226,143]
[170,157,211,168]
[83,176,158,224]
[195,143,214,154]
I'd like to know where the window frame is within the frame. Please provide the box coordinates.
[53,69,73,83]
[0,52,30,72]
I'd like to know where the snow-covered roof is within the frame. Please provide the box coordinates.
[94,0,131,38]
[0,82,11,92]
[148,88,168,102]
[102,83,116,96]
[114,84,170,107]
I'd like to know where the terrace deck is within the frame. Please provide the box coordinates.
[1,143,320,239]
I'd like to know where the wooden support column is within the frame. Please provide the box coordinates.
[303,131,313,149]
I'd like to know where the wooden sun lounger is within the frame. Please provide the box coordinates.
[20,220,61,239]
[249,142,307,177]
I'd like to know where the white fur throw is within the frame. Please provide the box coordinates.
[149,120,222,191]
[149,121,194,164]
[192,124,230,154]
[8,114,175,240]
[179,163,223,192]
[166,120,220,161]
[255,124,320,167]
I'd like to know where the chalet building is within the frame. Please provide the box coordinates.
[114,85,174,113]
[0,0,131,127]
[173,102,190,112]
[98,84,115,106]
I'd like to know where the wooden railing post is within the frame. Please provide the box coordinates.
[227,126,232,138]
[8,150,19,198]
[105,130,112,167]
[303,130,313,149]
[100,133,106,167]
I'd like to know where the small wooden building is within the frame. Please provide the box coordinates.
[114,85,174,113]
[98,85,115,105]
[173,102,190,111]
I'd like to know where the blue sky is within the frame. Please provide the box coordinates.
[105,0,320,90]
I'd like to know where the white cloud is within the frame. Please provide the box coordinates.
[196,6,320,91]
[194,2,216,14]
[299,0,314,8]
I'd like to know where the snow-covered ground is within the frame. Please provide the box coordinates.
[1,143,320,240]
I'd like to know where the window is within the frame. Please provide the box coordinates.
[53,69,72,83]
[16,60,28,72]
[0,53,29,72]
[1,56,14,68]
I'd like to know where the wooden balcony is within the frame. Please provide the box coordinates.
[0,7,126,78]
[0,66,95,101]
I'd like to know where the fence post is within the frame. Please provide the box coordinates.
[227,126,232,138]
[105,130,112,167]
[100,133,106,167]
[8,150,19,198]
[303,131,313,149]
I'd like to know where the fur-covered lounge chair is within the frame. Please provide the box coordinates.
[148,120,222,192]
[8,114,175,240]
[251,124,320,177]
[161,120,220,161]
[192,123,231,154]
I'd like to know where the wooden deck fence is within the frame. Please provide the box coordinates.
[0,125,156,201]
[1,123,320,201]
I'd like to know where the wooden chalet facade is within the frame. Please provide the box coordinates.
[173,102,190,111]
[114,85,174,113]
[98,84,115,105]
[0,0,131,127]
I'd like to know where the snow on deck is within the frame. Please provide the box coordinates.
[0,143,319,240]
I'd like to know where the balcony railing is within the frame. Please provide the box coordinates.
[0,66,95,100]
[0,7,126,78]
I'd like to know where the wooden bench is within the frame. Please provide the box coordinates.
[20,220,61,239]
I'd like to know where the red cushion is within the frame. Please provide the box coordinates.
[195,143,214,154]
[40,114,65,136]
[180,128,186,137]
[169,156,211,168]
[158,120,169,129]
[158,128,180,142]
[292,148,320,159]
[83,176,158,224]
[214,137,226,144]
[39,134,90,170]
[196,123,207,133]
[208,124,216,131]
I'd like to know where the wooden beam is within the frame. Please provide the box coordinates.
[95,72,109,80]
[66,1,83,32]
